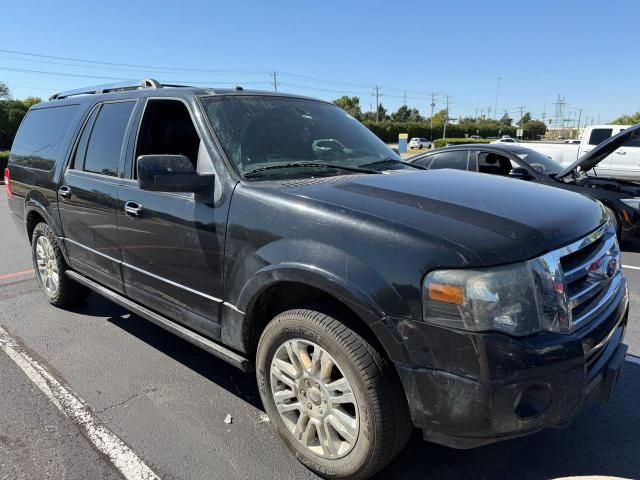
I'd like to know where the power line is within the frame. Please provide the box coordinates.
[0,48,269,74]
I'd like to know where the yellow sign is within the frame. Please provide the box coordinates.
[399,133,408,139]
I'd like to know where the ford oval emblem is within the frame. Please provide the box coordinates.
[605,257,618,279]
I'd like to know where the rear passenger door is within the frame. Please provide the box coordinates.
[58,100,136,293]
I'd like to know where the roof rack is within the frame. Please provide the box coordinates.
[49,78,162,100]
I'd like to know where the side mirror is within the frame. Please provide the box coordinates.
[508,167,533,180]
[137,155,212,192]
[390,147,400,155]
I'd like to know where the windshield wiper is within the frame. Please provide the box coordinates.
[358,158,426,170]
[243,161,381,178]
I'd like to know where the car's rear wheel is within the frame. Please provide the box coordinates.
[256,308,412,479]
[31,223,90,307]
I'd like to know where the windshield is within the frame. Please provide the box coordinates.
[203,95,406,179]
[513,149,563,174]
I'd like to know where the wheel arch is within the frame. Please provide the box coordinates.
[230,263,413,367]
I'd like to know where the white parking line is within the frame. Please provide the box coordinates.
[622,264,640,271]
[0,325,160,480]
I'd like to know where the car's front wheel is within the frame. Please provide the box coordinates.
[256,308,412,479]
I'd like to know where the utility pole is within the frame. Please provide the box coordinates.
[576,108,582,138]
[403,91,407,106]
[430,93,435,141]
[494,77,501,120]
[373,85,382,122]
[517,106,526,138]
[443,95,450,140]
[271,70,278,92]
[542,92,548,123]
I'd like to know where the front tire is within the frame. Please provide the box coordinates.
[31,223,90,307]
[256,308,412,479]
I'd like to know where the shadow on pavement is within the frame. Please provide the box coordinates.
[72,293,262,410]
[76,293,640,479]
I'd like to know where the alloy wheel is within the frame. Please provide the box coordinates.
[270,338,359,459]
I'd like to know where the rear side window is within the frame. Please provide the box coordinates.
[589,128,613,145]
[83,102,134,177]
[428,151,469,170]
[10,105,79,170]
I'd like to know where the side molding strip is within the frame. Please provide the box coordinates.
[62,237,244,313]
[66,270,252,371]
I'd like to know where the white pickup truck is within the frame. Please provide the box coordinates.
[525,125,640,180]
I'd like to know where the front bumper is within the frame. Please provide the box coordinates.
[393,279,629,449]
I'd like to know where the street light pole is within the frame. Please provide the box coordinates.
[494,77,501,120]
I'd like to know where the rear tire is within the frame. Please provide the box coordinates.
[31,223,90,307]
[256,308,412,479]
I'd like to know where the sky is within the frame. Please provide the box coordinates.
[0,0,638,124]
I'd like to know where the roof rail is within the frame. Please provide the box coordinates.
[49,78,162,100]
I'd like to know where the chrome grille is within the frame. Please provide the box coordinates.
[528,222,622,333]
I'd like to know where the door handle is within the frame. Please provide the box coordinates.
[58,186,71,199]
[124,201,143,217]
[615,151,627,155]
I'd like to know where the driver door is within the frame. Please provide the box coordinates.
[116,98,228,340]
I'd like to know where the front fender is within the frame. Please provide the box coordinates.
[237,262,385,326]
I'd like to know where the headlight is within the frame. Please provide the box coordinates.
[620,198,640,210]
[422,262,541,336]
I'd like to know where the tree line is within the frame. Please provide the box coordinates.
[0,82,42,149]
[332,95,548,141]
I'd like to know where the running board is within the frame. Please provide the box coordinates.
[66,270,253,372]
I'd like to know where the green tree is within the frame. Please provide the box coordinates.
[23,96,42,108]
[332,95,362,119]
[376,103,388,122]
[611,112,640,124]
[431,109,448,125]
[500,112,513,126]
[519,112,532,125]
[0,97,42,148]
[0,82,9,99]
[391,105,423,122]
[524,119,547,139]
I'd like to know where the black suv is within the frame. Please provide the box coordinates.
[6,79,629,479]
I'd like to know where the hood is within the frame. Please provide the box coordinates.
[285,170,605,265]
[557,123,640,178]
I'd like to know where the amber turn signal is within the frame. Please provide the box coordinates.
[427,283,464,305]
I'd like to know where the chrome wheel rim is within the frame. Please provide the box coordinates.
[35,236,59,297]
[270,338,359,459]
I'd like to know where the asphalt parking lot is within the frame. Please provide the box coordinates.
[1,193,639,480]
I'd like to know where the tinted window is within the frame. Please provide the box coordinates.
[83,102,134,177]
[412,155,434,168]
[9,105,79,170]
[428,151,469,170]
[589,128,613,145]
[70,106,100,170]
[512,149,562,174]
[478,152,515,176]
[135,100,200,176]
[623,132,640,148]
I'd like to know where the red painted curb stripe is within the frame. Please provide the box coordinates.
[0,269,34,281]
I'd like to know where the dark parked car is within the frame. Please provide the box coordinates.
[408,132,640,244]
[5,80,628,480]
